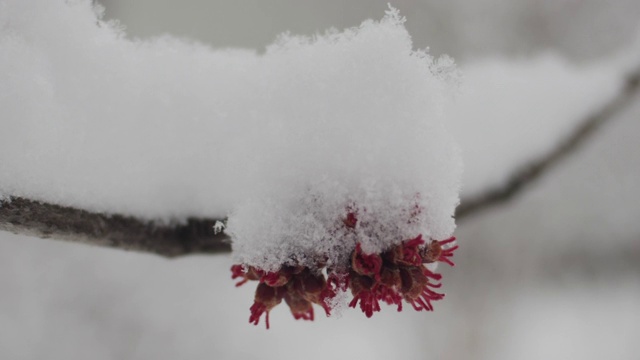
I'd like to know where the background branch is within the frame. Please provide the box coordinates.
[1,69,638,257]
[456,68,640,220]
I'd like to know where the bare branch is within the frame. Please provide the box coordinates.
[2,69,638,257]
[457,68,640,220]
[0,197,230,257]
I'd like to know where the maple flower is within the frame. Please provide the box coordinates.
[352,243,383,280]
[231,208,459,328]
[249,283,284,329]
[421,237,459,266]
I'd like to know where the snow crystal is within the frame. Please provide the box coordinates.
[0,1,461,269]
[325,288,351,319]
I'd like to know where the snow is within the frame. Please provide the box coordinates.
[1,0,462,270]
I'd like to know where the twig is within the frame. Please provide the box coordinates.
[456,69,640,220]
[0,197,230,257]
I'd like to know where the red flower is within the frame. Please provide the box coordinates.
[348,273,380,318]
[231,208,459,328]
[421,237,458,266]
[351,243,383,280]
[249,283,284,329]
[283,288,314,321]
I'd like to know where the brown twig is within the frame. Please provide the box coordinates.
[0,197,230,257]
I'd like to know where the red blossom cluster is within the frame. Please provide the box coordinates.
[230,212,458,329]
[231,263,335,329]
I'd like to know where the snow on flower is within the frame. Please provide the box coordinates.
[224,7,462,327]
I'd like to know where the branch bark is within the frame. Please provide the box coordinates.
[1,69,638,257]
[0,197,230,257]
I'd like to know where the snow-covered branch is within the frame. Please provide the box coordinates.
[2,63,638,257]
[2,1,638,259]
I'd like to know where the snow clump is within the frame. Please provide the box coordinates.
[226,8,461,272]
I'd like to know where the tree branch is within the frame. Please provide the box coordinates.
[1,69,638,257]
[0,197,230,257]
[456,68,640,220]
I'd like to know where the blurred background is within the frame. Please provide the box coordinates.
[2,1,640,359]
